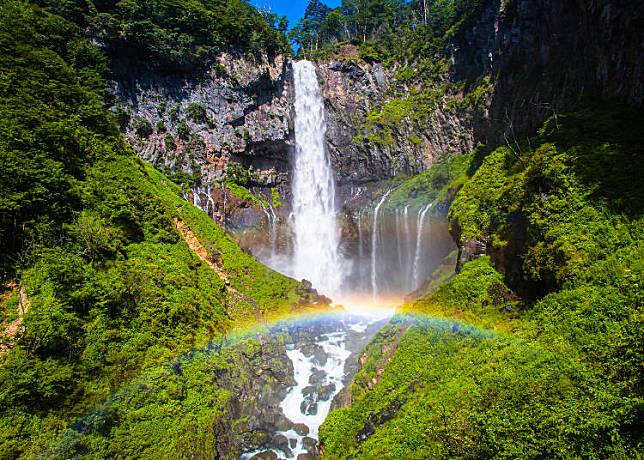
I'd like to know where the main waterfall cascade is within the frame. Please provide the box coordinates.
[290,60,344,296]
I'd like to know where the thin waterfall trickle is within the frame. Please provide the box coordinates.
[412,203,433,289]
[267,202,278,255]
[357,210,364,278]
[371,189,393,301]
[258,197,278,259]
[403,205,412,291]
[291,60,344,295]
[395,208,404,271]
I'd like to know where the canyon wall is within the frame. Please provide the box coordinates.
[114,0,643,229]
[454,0,644,145]
[318,58,476,186]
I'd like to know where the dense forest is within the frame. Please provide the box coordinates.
[0,0,642,458]
[288,0,476,61]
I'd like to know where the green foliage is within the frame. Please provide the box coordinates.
[176,120,191,139]
[271,187,282,208]
[132,116,153,137]
[0,1,120,281]
[291,0,478,62]
[34,0,291,73]
[0,2,300,457]
[450,109,644,290]
[186,102,208,124]
[168,104,179,121]
[164,133,176,151]
[385,152,472,211]
[322,314,633,459]
[226,162,252,187]
[324,110,644,458]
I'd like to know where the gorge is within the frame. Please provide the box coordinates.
[0,0,642,459]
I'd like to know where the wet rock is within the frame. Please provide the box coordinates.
[309,368,326,385]
[250,451,277,460]
[293,423,309,436]
[299,344,327,366]
[289,438,297,449]
[302,437,317,449]
[297,454,312,460]
[300,396,318,416]
[113,54,293,231]
[271,434,289,453]
[318,383,336,401]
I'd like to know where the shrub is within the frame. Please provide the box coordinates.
[164,134,176,151]
[176,121,191,139]
[186,102,207,124]
[133,117,153,137]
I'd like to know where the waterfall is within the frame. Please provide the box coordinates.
[403,205,412,291]
[371,189,393,301]
[357,210,364,277]
[395,208,403,274]
[267,202,278,255]
[291,60,343,295]
[258,197,279,259]
[412,203,433,290]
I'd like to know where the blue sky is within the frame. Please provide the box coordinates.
[253,0,342,30]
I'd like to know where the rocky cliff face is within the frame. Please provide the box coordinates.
[446,0,644,274]
[453,0,644,143]
[317,54,477,187]
[112,53,294,226]
[113,0,642,231]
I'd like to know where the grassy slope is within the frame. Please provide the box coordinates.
[321,110,643,458]
[0,141,302,460]
[0,2,299,457]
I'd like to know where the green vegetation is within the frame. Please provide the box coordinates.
[450,109,643,293]
[271,187,283,208]
[0,2,300,457]
[43,331,292,458]
[186,102,208,124]
[322,311,635,458]
[289,0,478,63]
[133,116,153,137]
[384,151,474,211]
[321,110,643,457]
[33,0,291,73]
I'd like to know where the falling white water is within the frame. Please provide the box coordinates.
[257,193,279,258]
[403,205,412,291]
[279,332,351,444]
[291,60,343,295]
[371,189,393,301]
[412,203,433,289]
[395,208,404,269]
[357,210,364,272]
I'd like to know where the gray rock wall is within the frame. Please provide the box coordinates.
[112,0,643,229]
[112,54,294,188]
[317,58,477,187]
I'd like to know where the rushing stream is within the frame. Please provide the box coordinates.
[241,311,391,460]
